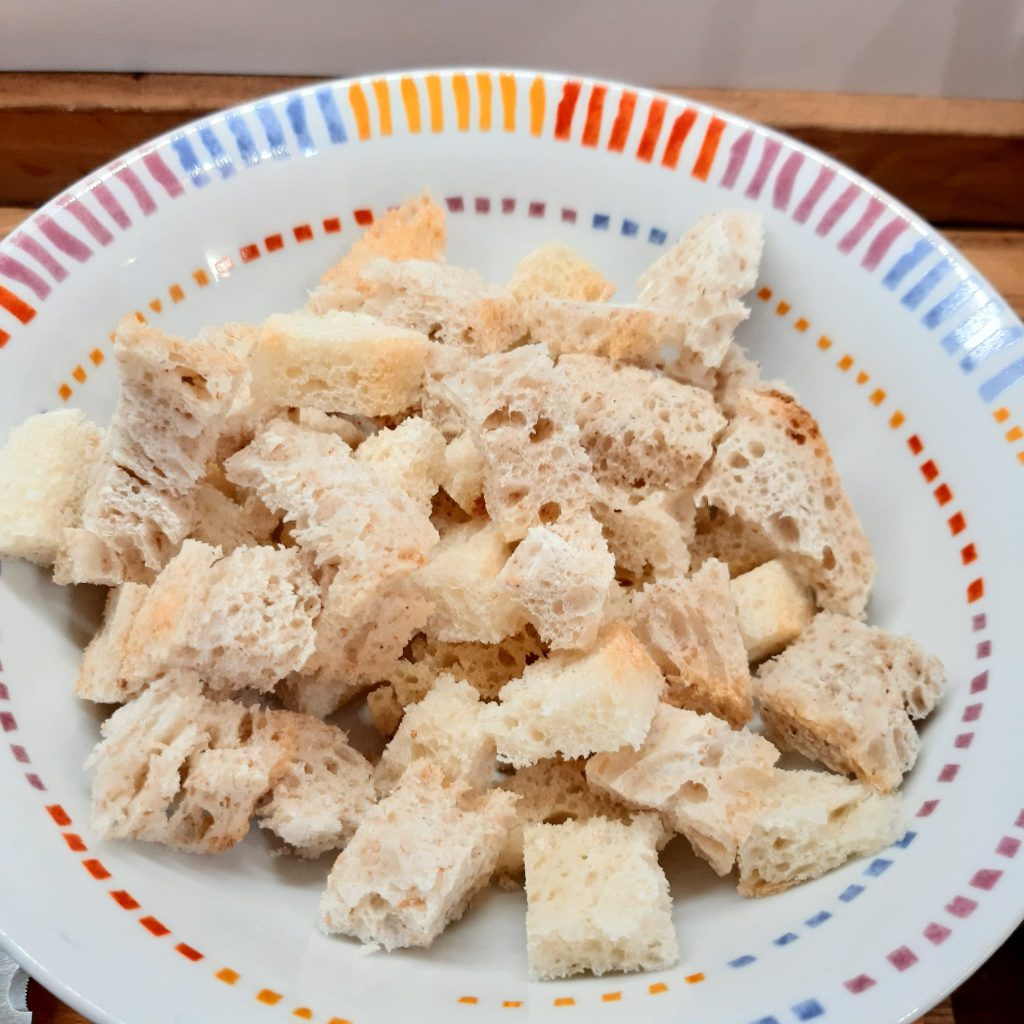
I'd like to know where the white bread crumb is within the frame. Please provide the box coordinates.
[731,559,816,662]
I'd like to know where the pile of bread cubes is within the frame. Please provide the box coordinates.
[0,192,945,981]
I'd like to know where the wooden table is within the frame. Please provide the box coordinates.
[1,74,1021,1024]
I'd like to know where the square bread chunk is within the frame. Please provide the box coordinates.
[354,416,446,515]
[587,704,779,875]
[320,762,517,950]
[524,814,678,979]
[731,559,816,662]
[488,624,664,768]
[374,675,495,796]
[76,583,150,703]
[632,559,754,727]
[698,388,876,617]
[758,613,945,792]
[440,432,486,514]
[737,769,904,896]
[507,242,615,304]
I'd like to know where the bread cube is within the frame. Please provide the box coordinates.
[441,432,485,513]
[355,416,446,515]
[592,488,693,583]
[507,242,614,303]
[76,583,150,703]
[524,814,678,979]
[731,558,815,662]
[689,503,778,577]
[758,613,945,792]
[320,762,517,949]
[488,624,664,768]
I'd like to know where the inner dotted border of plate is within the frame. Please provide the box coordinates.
[0,198,1018,1023]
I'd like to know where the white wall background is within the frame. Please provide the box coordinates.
[2,0,1023,100]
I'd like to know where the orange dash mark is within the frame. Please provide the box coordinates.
[499,73,516,131]
[607,90,637,152]
[889,409,905,428]
[602,992,622,1002]
[169,283,185,303]
[554,997,575,1007]
[400,77,422,133]
[920,459,939,482]
[529,76,545,136]
[635,97,667,161]
[1006,425,1024,442]
[934,483,953,506]
[1019,450,1024,464]
[133,311,146,323]
[256,989,283,1006]
[264,233,284,252]
[292,1009,313,1020]
[457,996,479,1005]
[757,286,773,301]
[691,115,726,180]
[686,972,706,984]
[46,804,72,827]
[0,284,35,325]
[967,578,985,602]
[371,79,393,136]
[215,968,240,985]
[661,108,698,169]
[554,79,582,140]
[794,317,810,332]
[907,434,924,454]
[870,388,886,405]
[581,84,607,147]
[452,73,471,130]
[58,383,72,402]
[326,1019,352,1024]
[323,216,341,233]
[776,301,791,316]
[293,224,313,243]
[649,982,668,995]
[855,370,870,384]
[89,347,104,366]
[426,74,444,132]
[817,335,832,350]
[948,511,967,535]
[110,890,140,910]
[348,83,371,140]
[139,915,170,937]
[837,354,854,371]
[476,72,493,131]
[148,298,162,313]
[175,942,204,962]
[353,208,373,226]
[961,543,978,565]
[192,268,209,287]
[0,329,9,348]
[502,1001,523,1008]
[994,406,1010,423]
[62,832,87,852]
[71,365,86,384]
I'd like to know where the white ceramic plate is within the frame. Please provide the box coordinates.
[1,69,1022,1024]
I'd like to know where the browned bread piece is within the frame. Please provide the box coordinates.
[319,761,517,949]
[731,559,816,662]
[507,242,615,303]
[438,344,598,541]
[524,814,678,979]
[559,354,725,492]
[367,684,404,738]
[758,613,945,793]
[592,488,693,583]
[689,503,780,577]
[354,416,446,515]
[587,703,779,875]
[76,583,150,703]
[632,559,754,728]
[697,388,876,616]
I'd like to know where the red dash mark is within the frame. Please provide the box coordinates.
[948,511,966,535]
[916,799,939,817]
[46,804,72,827]
[844,974,876,994]
[353,209,374,226]
[110,890,141,910]
[924,922,952,945]
[0,711,15,732]
[967,578,984,602]
[175,942,204,962]
[239,244,261,263]
[62,833,87,852]
[607,91,637,152]
[293,223,313,242]
[0,328,9,348]
[661,108,698,169]
[960,543,978,565]
[554,80,582,140]
[0,285,36,325]
[970,869,1003,891]
[264,233,284,252]
[934,483,953,506]
[636,98,667,162]
[907,434,924,455]
[920,459,939,482]
[581,85,606,147]
[691,115,726,181]
[140,915,171,937]
[83,859,111,880]
[323,216,341,233]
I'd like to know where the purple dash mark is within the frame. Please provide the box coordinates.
[1017,809,1024,828]
[26,773,46,791]
[954,732,974,749]
[112,163,157,215]
[972,613,987,631]
[938,764,960,782]
[865,858,892,877]
[917,799,939,817]
[892,831,916,849]
[773,932,798,946]
[36,215,91,262]
[805,911,831,928]
[719,129,752,189]
[0,711,15,732]
[793,165,836,224]
[91,181,131,229]
[445,196,465,213]
[772,151,804,211]
[996,836,1020,858]
[980,357,1024,402]
[0,682,8,700]
[792,998,825,1021]
[752,1018,781,1024]
[744,137,781,200]
[963,703,983,722]
[11,232,67,283]
[475,197,490,214]
[970,869,1003,891]
[11,744,29,763]
[529,201,546,218]
[861,215,908,270]
[946,895,977,918]
[844,975,876,994]
[838,196,885,254]
[977,640,991,658]
[970,671,988,693]
[887,946,918,971]
[925,922,952,945]
[59,196,113,246]
[0,254,52,300]
[728,954,756,968]
[839,884,864,902]
[142,152,185,198]
[648,227,667,244]
[815,183,859,237]
[561,207,577,223]
[502,197,516,214]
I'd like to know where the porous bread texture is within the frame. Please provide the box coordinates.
[292,407,368,448]
[731,559,816,662]
[631,559,754,728]
[497,514,614,650]
[122,540,320,694]
[190,482,278,553]
[507,242,615,303]
[586,703,779,875]
[559,354,725,492]
[0,409,104,565]
[689,504,779,577]
[698,388,876,617]
[257,713,376,858]
[309,191,446,312]
[87,673,293,853]
[367,684,404,738]
[757,613,945,793]
[76,583,150,703]
[53,527,130,587]
[249,310,431,418]
[419,342,475,440]
[374,675,496,796]
[592,488,693,583]
[523,814,678,980]
[319,762,517,950]
[429,488,475,534]
[737,769,904,896]
[438,344,598,542]
[414,519,528,643]
[440,433,486,514]
[488,624,664,768]
[197,321,264,455]
[353,416,446,516]
[637,211,764,370]
[354,259,527,354]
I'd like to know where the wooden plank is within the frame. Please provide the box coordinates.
[918,998,956,1023]
[0,205,30,238]
[0,74,1020,226]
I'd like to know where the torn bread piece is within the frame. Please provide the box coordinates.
[524,814,678,980]
[731,559,815,662]
[292,407,368,448]
[632,559,754,728]
[367,684,404,738]
[190,481,278,553]
[440,432,485,514]
[698,388,876,617]
[689,504,779,577]
[758,613,944,793]
[76,583,150,704]
[587,703,779,875]
[507,242,615,303]
[354,416,446,516]
[737,769,904,897]
[320,762,517,950]
[714,341,792,418]
[488,624,664,768]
